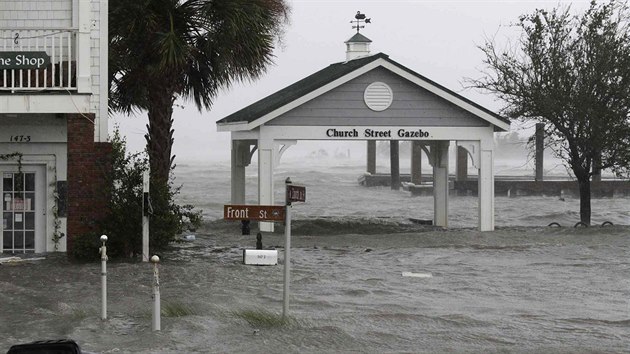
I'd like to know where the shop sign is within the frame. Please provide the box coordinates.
[0,51,50,69]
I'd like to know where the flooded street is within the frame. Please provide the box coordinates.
[1,223,629,353]
[1,162,629,353]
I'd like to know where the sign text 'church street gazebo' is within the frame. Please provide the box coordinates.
[0,51,50,69]
[326,128,431,139]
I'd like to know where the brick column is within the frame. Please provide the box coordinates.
[66,113,112,253]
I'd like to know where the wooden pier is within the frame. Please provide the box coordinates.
[358,173,630,198]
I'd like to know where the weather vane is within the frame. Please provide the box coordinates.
[351,11,371,33]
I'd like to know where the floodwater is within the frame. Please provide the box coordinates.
[1,160,629,353]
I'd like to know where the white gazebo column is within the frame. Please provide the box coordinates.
[478,139,495,231]
[258,137,275,232]
[432,141,450,227]
[230,140,248,204]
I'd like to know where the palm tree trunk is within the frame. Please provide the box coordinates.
[146,85,175,188]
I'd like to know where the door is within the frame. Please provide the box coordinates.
[1,165,46,253]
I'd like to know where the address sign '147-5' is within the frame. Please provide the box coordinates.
[0,51,50,70]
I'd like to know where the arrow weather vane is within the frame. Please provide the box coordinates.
[351,11,371,33]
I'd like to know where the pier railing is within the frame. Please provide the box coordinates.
[1,28,78,91]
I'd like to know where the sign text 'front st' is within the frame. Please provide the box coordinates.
[224,205,285,222]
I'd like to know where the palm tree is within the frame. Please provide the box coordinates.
[109,0,289,188]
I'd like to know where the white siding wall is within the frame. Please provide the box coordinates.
[90,0,107,142]
[0,0,73,28]
[1,0,107,142]
[269,67,488,127]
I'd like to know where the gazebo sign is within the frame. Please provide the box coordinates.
[0,51,50,69]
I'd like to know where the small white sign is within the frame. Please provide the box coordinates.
[243,249,278,266]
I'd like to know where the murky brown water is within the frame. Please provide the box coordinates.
[1,222,629,353]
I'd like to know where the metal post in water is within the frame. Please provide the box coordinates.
[142,169,150,262]
[390,140,400,190]
[283,178,292,318]
[367,140,376,174]
[99,234,108,320]
[241,220,251,235]
[411,141,423,185]
[456,146,468,182]
[535,123,544,182]
[151,255,161,331]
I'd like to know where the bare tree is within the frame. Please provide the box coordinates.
[472,0,630,224]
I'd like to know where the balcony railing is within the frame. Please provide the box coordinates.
[1,28,78,91]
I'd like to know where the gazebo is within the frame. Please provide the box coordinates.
[217,31,509,232]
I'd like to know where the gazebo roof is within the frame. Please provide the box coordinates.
[217,52,509,131]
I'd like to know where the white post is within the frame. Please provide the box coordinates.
[479,145,495,231]
[142,169,150,262]
[99,234,108,320]
[77,0,91,93]
[432,141,450,227]
[151,255,161,331]
[283,178,292,318]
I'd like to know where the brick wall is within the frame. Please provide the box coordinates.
[66,113,112,252]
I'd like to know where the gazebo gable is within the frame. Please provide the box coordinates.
[268,66,490,128]
[216,53,509,132]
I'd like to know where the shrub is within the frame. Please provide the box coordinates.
[71,128,201,260]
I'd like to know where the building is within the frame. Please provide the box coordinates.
[1,0,110,253]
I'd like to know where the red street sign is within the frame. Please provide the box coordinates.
[287,185,306,203]
[223,205,285,221]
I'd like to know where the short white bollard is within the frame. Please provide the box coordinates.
[151,255,161,331]
[99,235,108,321]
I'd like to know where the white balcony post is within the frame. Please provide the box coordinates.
[77,0,91,93]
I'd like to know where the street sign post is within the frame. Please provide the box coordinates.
[283,178,306,318]
[223,204,285,222]
[223,178,305,319]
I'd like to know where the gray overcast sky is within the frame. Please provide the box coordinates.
[109,0,592,163]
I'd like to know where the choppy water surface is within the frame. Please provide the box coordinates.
[1,160,628,353]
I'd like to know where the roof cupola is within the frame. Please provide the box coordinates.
[345,11,372,61]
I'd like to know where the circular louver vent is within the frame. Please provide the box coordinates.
[364,82,393,111]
